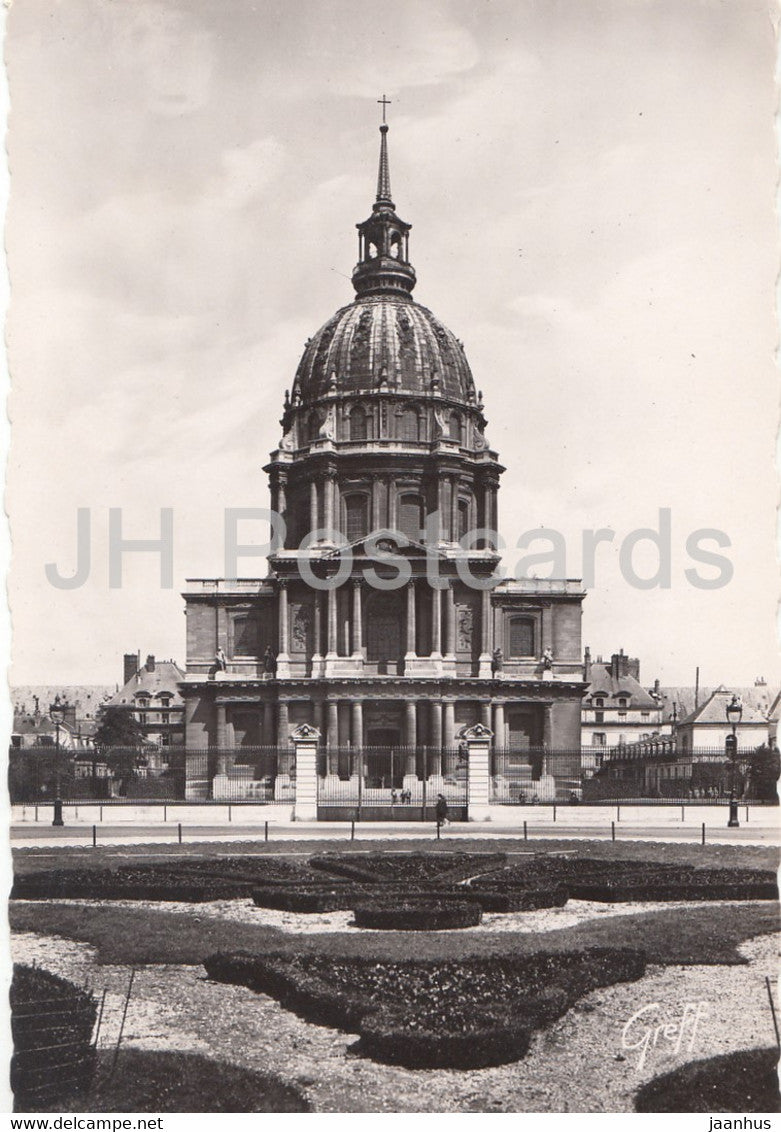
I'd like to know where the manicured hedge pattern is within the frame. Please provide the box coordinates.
[352,898,483,930]
[310,852,507,885]
[11,867,251,903]
[470,858,779,903]
[635,1046,781,1112]
[204,946,646,1069]
[11,965,98,1106]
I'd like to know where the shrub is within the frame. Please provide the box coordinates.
[635,1047,780,1112]
[11,867,251,903]
[359,1005,531,1068]
[352,898,482,931]
[466,884,569,913]
[251,884,360,913]
[11,965,98,1107]
[203,946,646,1069]
[309,852,507,885]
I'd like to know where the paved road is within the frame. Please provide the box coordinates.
[10,819,778,849]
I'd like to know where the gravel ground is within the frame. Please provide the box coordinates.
[21,895,771,936]
[12,926,779,1112]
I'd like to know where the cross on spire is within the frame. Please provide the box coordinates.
[377,94,391,124]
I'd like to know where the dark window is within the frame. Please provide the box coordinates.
[508,617,535,657]
[593,733,606,747]
[595,697,604,708]
[308,412,320,442]
[458,498,470,540]
[345,494,369,542]
[349,406,367,441]
[594,710,604,723]
[399,408,419,441]
[234,615,261,656]
[448,412,463,443]
[398,494,424,540]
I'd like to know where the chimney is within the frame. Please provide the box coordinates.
[627,657,640,681]
[146,654,155,672]
[123,652,139,687]
[654,678,661,696]
[584,646,592,682]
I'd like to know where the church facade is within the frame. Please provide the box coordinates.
[180,117,586,814]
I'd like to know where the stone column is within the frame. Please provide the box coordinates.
[404,700,417,779]
[351,700,363,749]
[277,473,287,519]
[371,479,381,531]
[493,702,506,749]
[443,699,456,747]
[436,477,446,541]
[405,581,417,658]
[478,585,493,677]
[277,701,290,748]
[309,480,318,536]
[388,479,398,530]
[444,585,456,658]
[312,591,323,664]
[430,586,442,658]
[326,586,338,658]
[461,723,494,822]
[480,701,492,731]
[429,702,443,776]
[352,579,363,656]
[276,579,290,676]
[324,473,335,533]
[450,476,459,542]
[262,700,274,745]
[542,602,553,652]
[291,724,321,821]
[327,698,339,754]
[213,704,229,791]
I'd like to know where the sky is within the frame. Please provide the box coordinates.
[4,0,779,688]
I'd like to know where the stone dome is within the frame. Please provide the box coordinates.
[292,293,476,405]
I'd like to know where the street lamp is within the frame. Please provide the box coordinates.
[49,696,67,827]
[725,694,743,828]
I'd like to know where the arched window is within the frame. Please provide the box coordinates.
[389,232,401,260]
[233,615,261,657]
[349,406,367,441]
[344,494,369,542]
[398,494,424,541]
[508,617,535,658]
[308,412,320,443]
[399,407,419,441]
[448,412,464,443]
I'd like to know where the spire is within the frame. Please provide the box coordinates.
[352,99,416,298]
[376,123,393,206]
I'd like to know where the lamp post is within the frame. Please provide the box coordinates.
[49,696,67,827]
[725,694,742,828]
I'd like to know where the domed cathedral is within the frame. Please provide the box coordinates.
[181,112,587,817]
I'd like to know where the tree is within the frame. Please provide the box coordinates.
[746,744,780,802]
[94,706,145,749]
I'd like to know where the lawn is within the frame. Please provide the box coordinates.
[12,836,780,875]
[10,895,778,967]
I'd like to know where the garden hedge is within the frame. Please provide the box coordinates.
[352,898,483,930]
[635,1046,781,1112]
[309,852,507,885]
[11,965,97,1107]
[11,868,250,903]
[203,946,646,1069]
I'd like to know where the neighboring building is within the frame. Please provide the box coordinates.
[11,686,114,747]
[581,648,664,760]
[103,653,185,747]
[180,117,587,806]
[589,685,775,799]
[674,686,771,753]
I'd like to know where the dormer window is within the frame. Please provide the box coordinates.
[594,697,605,708]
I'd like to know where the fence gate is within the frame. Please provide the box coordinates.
[316,746,468,821]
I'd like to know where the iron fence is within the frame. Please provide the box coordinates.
[317,746,468,819]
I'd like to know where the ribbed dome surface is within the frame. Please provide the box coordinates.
[293,294,475,404]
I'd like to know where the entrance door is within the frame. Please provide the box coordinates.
[365,727,402,788]
[366,594,403,674]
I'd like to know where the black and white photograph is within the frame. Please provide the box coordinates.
[3,0,780,1119]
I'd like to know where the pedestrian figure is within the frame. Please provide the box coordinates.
[435,793,448,826]
[391,789,398,805]
[263,646,277,676]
